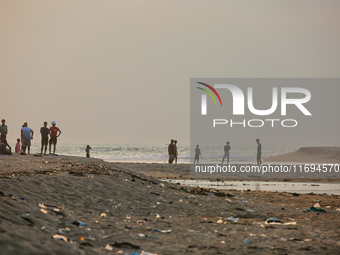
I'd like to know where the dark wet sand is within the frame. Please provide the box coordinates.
[0,154,340,254]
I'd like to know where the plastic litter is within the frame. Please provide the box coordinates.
[141,251,158,255]
[243,239,250,244]
[112,241,140,249]
[72,220,87,226]
[52,234,67,242]
[246,209,254,213]
[40,209,48,214]
[151,229,171,233]
[105,244,113,251]
[266,218,283,224]
[226,217,239,222]
[101,213,106,217]
[305,206,326,212]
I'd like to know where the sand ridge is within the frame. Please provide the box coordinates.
[0,154,340,254]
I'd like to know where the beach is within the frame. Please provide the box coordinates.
[1,154,340,254]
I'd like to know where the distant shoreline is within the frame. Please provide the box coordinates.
[264,146,340,164]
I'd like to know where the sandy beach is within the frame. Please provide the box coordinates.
[0,154,340,254]
[264,147,340,164]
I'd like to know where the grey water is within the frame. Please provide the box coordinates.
[163,179,340,195]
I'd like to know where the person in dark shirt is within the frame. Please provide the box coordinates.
[40,122,50,154]
[0,139,12,155]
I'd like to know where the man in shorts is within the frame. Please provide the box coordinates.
[222,141,230,164]
[49,121,61,155]
[40,121,50,154]
[21,122,34,155]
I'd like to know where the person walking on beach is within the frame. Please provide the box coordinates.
[86,145,92,158]
[49,121,61,155]
[174,140,178,164]
[222,141,231,164]
[21,122,33,155]
[256,138,262,165]
[40,121,50,155]
[194,145,202,164]
[15,138,21,153]
[168,139,176,164]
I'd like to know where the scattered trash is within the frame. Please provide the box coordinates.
[105,244,113,251]
[138,233,146,237]
[52,235,67,242]
[266,218,283,224]
[336,208,340,212]
[151,229,171,233]
[141,250,158,255]
[137,220,146,223]
[217,219,223,224]
[112,241,140,249]
[226,217,239,222]
[246,209,254,213]
[40,209,48,214]
[72,220,87,226]
[305,207,326,212]
[18,197,25,200]
[101,213,106,217]
[313,203,321,208]
[21,216,34,226]
[243,239,250,244]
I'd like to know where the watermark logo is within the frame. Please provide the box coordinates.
[198,83,312,116]
[196,82,222,115]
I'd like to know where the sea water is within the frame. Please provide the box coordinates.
[25,143,298,164]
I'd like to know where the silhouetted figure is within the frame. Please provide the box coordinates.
[168,139,176,164]
[86,145,92,158]
[15,139,21,153]
[40,122,50,154]
[0,139,12,155]
[49,121,61,155]
[194,145,202,164]
[256,138,262,165]
[0,119,11,151]
[174,140,178,164]
[222,141,231,164]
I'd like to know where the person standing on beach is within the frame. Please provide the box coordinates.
[194,145,202,164]
[21,122,33,155]
[86,145,92,158]
[174,140,178,164]
[256,138,262,165]
[168,139,175,164]
[222,141,231,164]
[0,119,11,151]
[40,122,50,154]
[15,139,21,153]
[49,121,61,155]
[0,119,7,140]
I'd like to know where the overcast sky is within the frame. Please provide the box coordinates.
[1,0,339,145]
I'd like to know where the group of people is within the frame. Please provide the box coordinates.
[0,119,62,155]
[193,138,263,165]
[168,139,179,164]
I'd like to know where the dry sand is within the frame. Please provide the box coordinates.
[265,147,340,164]
[0,154,340,254]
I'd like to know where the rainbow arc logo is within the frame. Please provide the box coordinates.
[196,82,222,115]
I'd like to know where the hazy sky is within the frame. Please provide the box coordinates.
[1,0,339,145]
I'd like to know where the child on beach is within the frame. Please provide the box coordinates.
[86,145,91,158]
[15,139,21,153]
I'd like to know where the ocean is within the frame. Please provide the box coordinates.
[24,143,298,164]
